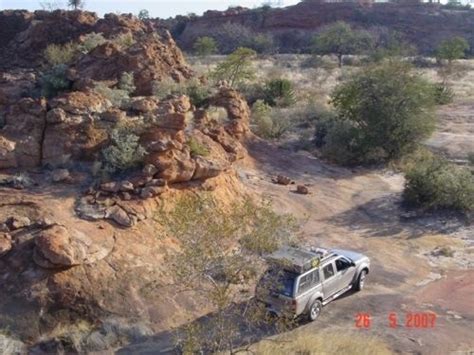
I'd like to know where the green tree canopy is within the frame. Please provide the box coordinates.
[193,36,218,57]
[138,9,150,20]
[312,21,374,67]
[211,47,257,88]
[436,36,470,65]
[326,61,436,164]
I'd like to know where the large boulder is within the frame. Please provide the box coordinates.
[146,148,196,183]
[49,91,111,116]
[33,224,114,269]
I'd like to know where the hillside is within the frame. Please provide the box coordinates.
[167,1,474,54]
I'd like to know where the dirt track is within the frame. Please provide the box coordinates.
[237,139,474,354]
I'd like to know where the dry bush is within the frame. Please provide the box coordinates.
[156,195,300,353]
[44,43,77,66]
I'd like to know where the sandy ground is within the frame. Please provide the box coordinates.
[234,139,474,354]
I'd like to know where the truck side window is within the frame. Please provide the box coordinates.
[336,258,351,271]
[312,269,320,284]
[298,270,320,294]
[323,264,335,279]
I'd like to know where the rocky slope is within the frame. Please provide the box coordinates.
[167,1,474,54]
[0,10,254,353]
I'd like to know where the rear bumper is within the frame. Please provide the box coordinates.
[257,299,298,318]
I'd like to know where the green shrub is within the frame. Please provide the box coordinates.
[187,137,210,157]
[118,72,136,94]
[44,43,77,66]
[263,78,296,107]
[113,33,135,49]
[403,152,474,213]
[78,32,107,54]
[102,128,147,173]
[152,78,184,99]
[185,80,213,107]
[320,120,368,165]
[325,61,436,165]
[251,100,291,139]
[433,82,454,105]
[94,82,130,107]
[152,78,213,106]
[39,64,72,98]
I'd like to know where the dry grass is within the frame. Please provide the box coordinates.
[248,330,393,355]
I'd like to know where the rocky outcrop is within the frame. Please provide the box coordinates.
[0,10,98,69]
[73,31,192,96]
[0,11,193,93]
[33,224,114,268]
[43,91,112,166]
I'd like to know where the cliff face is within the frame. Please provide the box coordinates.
[169,2,474,54]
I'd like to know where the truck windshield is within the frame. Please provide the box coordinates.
[263,269,296,297]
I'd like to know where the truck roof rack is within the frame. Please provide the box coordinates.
[265,246,336,274]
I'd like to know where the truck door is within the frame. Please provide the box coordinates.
[321,262,340,299]
[335,256,357,291]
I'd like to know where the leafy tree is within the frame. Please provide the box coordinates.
[436,36,470,65]
[138,9,150,20]
[211,47,257,88]
[193,36,218,57]
[68,0,84,10]
[312,21,374,67]
[156,195,299,353]
[324,61,436,165]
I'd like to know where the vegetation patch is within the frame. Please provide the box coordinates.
[403,150,474,213]
[320,61,436,165]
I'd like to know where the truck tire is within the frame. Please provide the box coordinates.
[308,299,322,321]
[355,270,367,291]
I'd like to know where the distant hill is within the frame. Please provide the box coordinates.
[163,1,474,55]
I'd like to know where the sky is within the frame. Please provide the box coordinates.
[0,0,301,18]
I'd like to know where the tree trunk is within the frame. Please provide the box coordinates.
[338,54,343,68]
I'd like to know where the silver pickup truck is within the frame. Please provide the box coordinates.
[256,246,370,321]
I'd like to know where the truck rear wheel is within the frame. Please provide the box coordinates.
[308,300,322,321]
